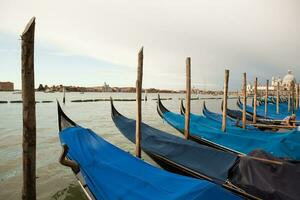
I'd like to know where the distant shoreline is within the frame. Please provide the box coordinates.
[0,89,241,96]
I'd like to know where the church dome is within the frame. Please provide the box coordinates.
[282,70,296,86]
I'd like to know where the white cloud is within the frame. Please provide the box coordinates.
[0,0,299,89]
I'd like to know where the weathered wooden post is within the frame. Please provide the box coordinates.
[297,84,299,110]
[276,82,280,114]
[184,57,191,139]
[253,77,257,123]
[21,17,36,200]
[264,80,269,118]
[291,81,295,114]
[63,87,66,104]
[135,47,143,158]
[222,69,229,132]
[288,86,291,112]
[242,73,247,129]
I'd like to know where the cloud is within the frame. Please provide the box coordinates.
[0,0,299,89]
[0,48,18,53]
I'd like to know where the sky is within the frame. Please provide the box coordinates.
[0,0,299,90]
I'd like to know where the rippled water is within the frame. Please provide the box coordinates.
[0,92,242,199]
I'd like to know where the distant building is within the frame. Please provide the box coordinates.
[281,70,297,89]
[0,82,14,91]
[103,82,112,92]
[247,70,297,93]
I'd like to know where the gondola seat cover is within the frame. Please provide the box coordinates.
[230,150,300,200]
[59,127,240,200]
[112,113,238,182]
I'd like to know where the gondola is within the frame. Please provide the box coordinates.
[180,99,258,130]
[257,99,300,115]
[187,98,295,132]
[225,101,280,126]
[258,96,288,105]
[201,101,259,130]
[111,98,300,200]
[57,102,242,200]
[202,101,281,131]
[157,96,300,160]
[237,98,300,122]
[237,97,266,118]
[228,100,297,128]
[257,96,275,105]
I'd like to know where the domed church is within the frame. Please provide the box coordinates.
[270,70,297,90]
[282,70,297,88]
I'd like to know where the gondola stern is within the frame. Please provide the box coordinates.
[237,97,243,110]
[180,99,185,115]
[57,100,64,132]
[157,95,170,118]
[202,101,209,116]
[57,101,78,132]
[110,97,124,119]
[220,100,224,112]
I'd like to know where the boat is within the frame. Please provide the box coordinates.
[224,100,281,126]
[111,99,300,200]
[256,96,275,105]
[57,102,241,200]
[257,100,300,116]
[157,96,300,160]
[202,101,282,130]
[178,101,258,130]
[228,100,298,128]
[201,101,259,130]
[237,98,300,122]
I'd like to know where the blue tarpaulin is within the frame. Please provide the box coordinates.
[162,111,300,160]
[59,127,240,200]
[238,100,300,120]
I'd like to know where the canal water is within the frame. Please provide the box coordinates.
[0,92,242,199]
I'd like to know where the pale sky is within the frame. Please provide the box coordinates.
[0,0,299,90]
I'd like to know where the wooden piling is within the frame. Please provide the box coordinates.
[276,82,280,114]
[297,84,299,110]
[135,47,143,158]
[21,17,36,200]
[264,80,269,118]
[222,70,229,132]
[253,77,257,123]
[291,81,295,114]
[288,86,291,112]
[184,57,191,139]
[242,73,247,129]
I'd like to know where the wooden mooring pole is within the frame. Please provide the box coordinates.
[21,17,36,200]
[222,70,229,132]
[135,47,143,158]
[242,73,247,129]
[265,80,269,118]
[276,82,280,114]
[253,77,257,123]
[291,81,295,114]
[184,57,191,139]
[297,84,299,110]
[288,86,291,112]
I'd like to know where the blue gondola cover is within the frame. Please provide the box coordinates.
[59,127,240,200]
